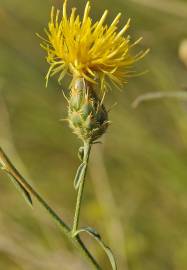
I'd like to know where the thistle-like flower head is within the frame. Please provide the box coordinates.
[39,0,148,90]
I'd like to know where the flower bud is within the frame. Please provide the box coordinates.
[68,77,109,143]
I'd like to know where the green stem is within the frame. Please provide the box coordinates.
[72,141,91,235]
[0,147,102,270]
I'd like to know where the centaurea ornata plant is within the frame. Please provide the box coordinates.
[0,1,148,269]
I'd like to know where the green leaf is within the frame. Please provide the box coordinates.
[74,227,117,270]
[8,173,33,207]
[74,162,86,190]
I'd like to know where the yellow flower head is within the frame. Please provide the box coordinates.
[40,0,148,90]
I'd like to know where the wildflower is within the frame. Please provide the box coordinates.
[39,0,148,142]
[39,0,148,90]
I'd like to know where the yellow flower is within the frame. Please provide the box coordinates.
[39,0,148,90]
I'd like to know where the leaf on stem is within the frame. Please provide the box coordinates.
[74,162,86,190]
[7,172,33,207]
[0,150,33,207]
[78,147,84,161]
[74,227,117,270]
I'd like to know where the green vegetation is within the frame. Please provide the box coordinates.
[0,0,187,269]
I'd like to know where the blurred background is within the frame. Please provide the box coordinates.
[0,0,187,269]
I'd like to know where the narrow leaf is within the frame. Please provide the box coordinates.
[78,147,84,161]
[8,173,33,207]
[74,162,86,190]
[132,90,187,108]
[74,227,117,270]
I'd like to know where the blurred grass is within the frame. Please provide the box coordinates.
[0,0,187,269]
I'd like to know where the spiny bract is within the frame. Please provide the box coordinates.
[68,78,109,142]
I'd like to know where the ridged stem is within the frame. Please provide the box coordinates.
[0,147,102,270]
[72,141,91,235]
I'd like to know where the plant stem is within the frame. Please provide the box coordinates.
[72,141,91,235]
[0,147,102,270]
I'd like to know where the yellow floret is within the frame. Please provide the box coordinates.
[39,0,148,90]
